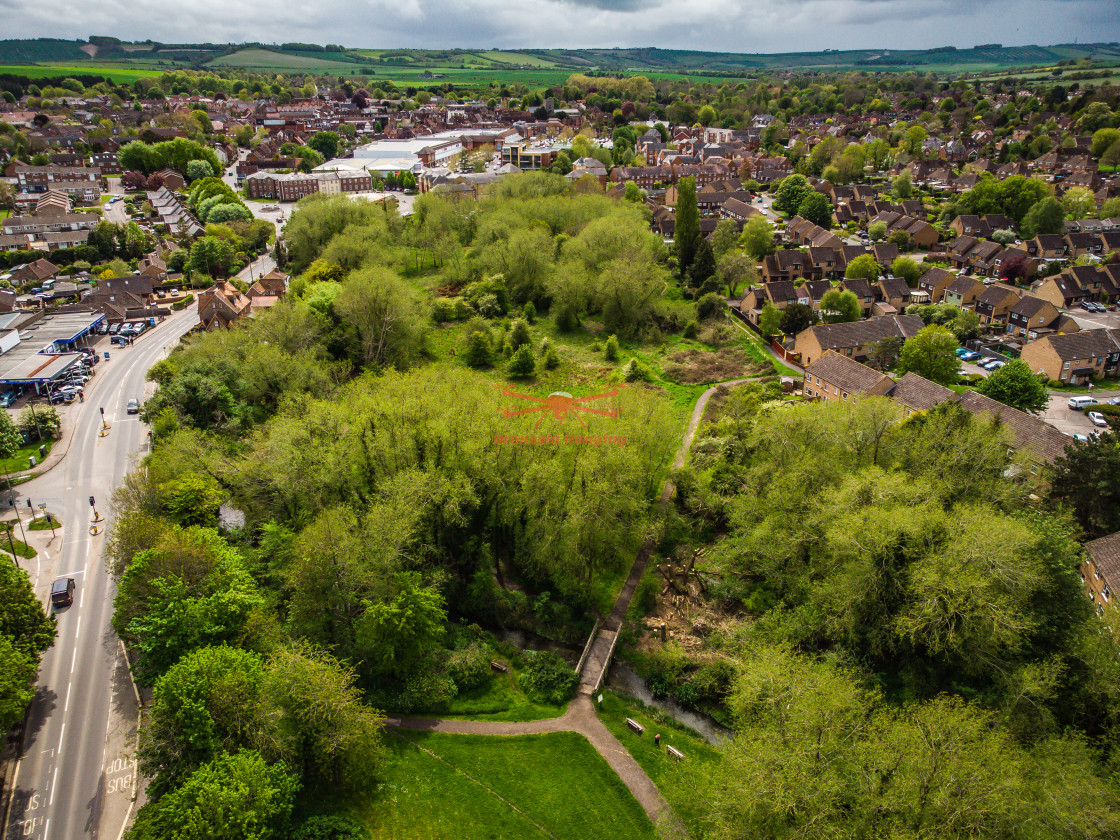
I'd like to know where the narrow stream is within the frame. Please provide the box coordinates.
[607,662,733,746]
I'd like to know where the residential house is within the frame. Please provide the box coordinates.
[973,283,1022,327]
[794,314,925,365]
[1019,328,1120,383]
[198,280,252,330]
[888,371,956,416]
[947,235,979,269]
[1066,232,1105,259]
[916,266,958,303]
[1027,234,1069,261]
[802,350,894,403]
[936,275,981,310]
[838,277,878,317]
[1032,273,1091,310]
[1081,532,1120,619]
[878,275,913,311]
[1007,295,1062,339]
[740,280,801,325]
[967,240,1004,276]
[8,258,60,287]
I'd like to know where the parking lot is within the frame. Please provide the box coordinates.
[1040,389,1120,437]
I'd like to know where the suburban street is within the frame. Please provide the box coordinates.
[2,305,199,840]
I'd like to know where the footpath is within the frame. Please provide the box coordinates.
[387,376,764,836]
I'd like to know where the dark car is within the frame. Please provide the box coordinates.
[51,577,75,609]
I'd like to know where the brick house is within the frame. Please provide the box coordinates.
[1006,296,1062,338]
[1031,273,1091,309]
[802,350,893,403]
[1082,533,1120,619]
[794,314,924,366]
[1019,328,1120,383]
[198,281,252,330]
[973,284,1022,327]
[941,275,986,309]
[916,266,958,303]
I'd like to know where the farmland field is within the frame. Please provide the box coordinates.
[0,64,162,83]
[208,48,361,71]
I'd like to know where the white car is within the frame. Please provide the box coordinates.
[1108,397,1120,406]
[1088,411,1109,428]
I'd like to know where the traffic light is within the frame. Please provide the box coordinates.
[89,495,95,507]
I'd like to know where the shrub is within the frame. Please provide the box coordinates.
[683,320,700,339]
[696,292,727,320]
[508,319,531,349]
[604,334,620,361]
[170,293,194,310]
[290,815,367,840]
[476,293,502,318]
[689,659,736,705]
[544,347,560,370]
[620,358,655,382]
[1047,379,1064,389]
[447,642,491,692]
[517,650,577,705]
[508,344,535,377]
[555,303,579,332]
[432,298,460,322]
[398,669,457,713]
[522,301,536,323]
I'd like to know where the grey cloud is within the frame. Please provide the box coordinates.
[3,0,1119,57]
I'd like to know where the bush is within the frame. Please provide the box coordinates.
[509,319,531,349]
[554,303,579,332]
[398,669,457,713]
[290,815,367,840]
[696,292,727,320]
[508,344,535,377]
[170,293,194,310]
[522,301,536,323]
[517,650,577,705]
[447,642,491,692]
[604,334,620,361]
[1047,379,1064,389]
[688,659,736,705]
[620,358,655,382]
[683,320,700,339]
[544,347,560,370]
[432,298,459,322]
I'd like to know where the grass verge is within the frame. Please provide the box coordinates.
[0,522,36,559]
[28,514,61,531]
[0,440,53,475]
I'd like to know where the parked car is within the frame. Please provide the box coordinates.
[126,398,139,415]
[49,391,73,404]
[1069,396,1099,411]
[1080,301,1095,312]
[1108,397,1120,406]
[1072,433,1091,442]
[0,391,16,408]
[1088,411,1109,428]
[50,577,75,609]
[108,323,122,335]
[955,348,970,358]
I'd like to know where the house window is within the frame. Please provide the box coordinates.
[842,392,848,400]
[1064,362,1070,369]
[1105,586,1112,602]
[1095,570,1102,580]
[1089,591,1095,601]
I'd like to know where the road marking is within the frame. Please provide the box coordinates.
[43,817,49,840]
[56,569,86,578]
[69,647,77,676]
[63,683,70,713]
[73,616,80,641]
[54,723,63,759]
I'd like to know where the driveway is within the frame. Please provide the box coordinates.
[1067,308,1120,331]
[1040,389,1119,437]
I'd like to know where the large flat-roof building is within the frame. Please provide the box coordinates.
[0,310,104,390]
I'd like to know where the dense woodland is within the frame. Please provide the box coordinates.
[103,169,1120,837]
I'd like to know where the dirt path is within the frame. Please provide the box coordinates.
[388,376,762,833]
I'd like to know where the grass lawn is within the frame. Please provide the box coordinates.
[28,513,61,531]
[0,64,161,84]
[596,691,722,838]
[353,731,655,840]
[0,523,36,559]
[0,440,52,475]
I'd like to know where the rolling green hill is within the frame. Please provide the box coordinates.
[1,37,1119,81]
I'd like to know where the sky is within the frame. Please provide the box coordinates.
[5,0,1120,54]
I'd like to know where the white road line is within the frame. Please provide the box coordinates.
[55,723,64,758]
[43,817,49,840]
[73,616,80,641]
[56,569,86,578]
[64,683,71,713]
[69,646,77,676]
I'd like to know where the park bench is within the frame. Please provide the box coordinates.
[489,660,509,673]
[625,718,645,735]
[666,745,685,761]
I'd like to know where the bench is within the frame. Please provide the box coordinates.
[489,660,509,673]
[666,745,685,762]
[625,718,645,735]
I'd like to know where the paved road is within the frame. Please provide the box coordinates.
[3,305,199,840]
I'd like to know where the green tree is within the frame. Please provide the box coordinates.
[868,335,903,369]
[772,173,812,215]
[717,252,755,298]
[1061,186,1096,220]
[890,256,922,287]
[262,646,386,789]
[1091,128,1120,158]
[1021,197,1065,237]
[308,131,341,160]
[978,358,1049,414]
[687,238,717,287]
[623,180,643,203]
[796,191,833,228]
[507,344,535,377]
[697,105,717,127]
[126,750,297,840]
[897,324,960,385]
[759,302,782,337]
[604,334,620,361]
[508,319,531,350]
[355,572,447,679]
[675,176,700,273]
[868,220,888,241]
[185,159,214,183]
[159,473,225,527]
[820,289,861,323]
[739,216,774,260]
[1049,430,1120,538]
[892,170,913,199]
[710,219,739,259]
[333,267,425,370]
[845,253,881,282]
[464,330,492,368]
[139,646,269,796]
[0,636,37,733]
[0,409,23,460]
[780,302,817,335]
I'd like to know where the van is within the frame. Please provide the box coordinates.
[51,577,75,609]
[1068,396,1099,411]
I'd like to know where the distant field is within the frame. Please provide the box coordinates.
[0,64,162,83]
[471,50,562,68]
[208,48,360,71]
